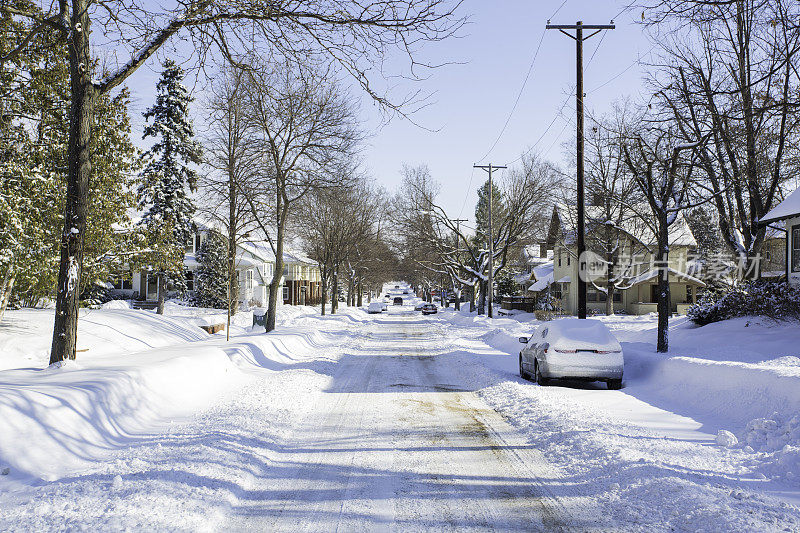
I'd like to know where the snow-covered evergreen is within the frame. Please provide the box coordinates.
[194,231,229,309]
[137,60,201,245]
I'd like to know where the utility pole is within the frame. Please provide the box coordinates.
[546,20,614,319]
[473,163,506,318]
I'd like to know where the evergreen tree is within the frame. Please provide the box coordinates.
[137,60,202,314]
[194,230,230,309]
[1,7,137,316]
[474,179,506,246]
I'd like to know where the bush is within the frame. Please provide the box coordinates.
[687,281,800,325]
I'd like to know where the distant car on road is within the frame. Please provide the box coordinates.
[518,318,623,389]
[367,301,385,314]
[393,297,404,306]
[421,303,438,315]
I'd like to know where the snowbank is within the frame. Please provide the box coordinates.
[0,308,209,371]
[0,304,329,483]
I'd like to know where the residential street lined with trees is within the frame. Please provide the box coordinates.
[3,1,800,530]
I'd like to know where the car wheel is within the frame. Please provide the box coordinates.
[535,361,549,386]
[519,354,528,380]
[607,379,622,390]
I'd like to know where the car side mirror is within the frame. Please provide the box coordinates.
[518,337,529,344]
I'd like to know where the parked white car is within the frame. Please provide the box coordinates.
[367,301,385,314]
[518,318,623,389]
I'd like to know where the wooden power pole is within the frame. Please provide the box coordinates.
[546,20,614,319]
[473,163,506,318]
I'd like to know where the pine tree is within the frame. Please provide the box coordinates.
[137,60,202,314]
[194,230,230,309]
[474,179,506,246]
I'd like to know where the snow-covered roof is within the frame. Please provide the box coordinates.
[557,275,571,283]
[761,187,800,224]
[553,204,697,248]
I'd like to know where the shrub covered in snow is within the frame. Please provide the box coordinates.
[687,281,800,325]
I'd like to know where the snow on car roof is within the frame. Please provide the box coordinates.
[542,318,621,351]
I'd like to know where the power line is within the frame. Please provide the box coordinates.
[474,0,571,165]
[546,20,615,320]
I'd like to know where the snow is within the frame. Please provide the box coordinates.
[541,317,622,352]
[1,296,799,530]
[761,185,800,223]
[626,265,706,286]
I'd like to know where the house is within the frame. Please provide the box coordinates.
[546,204,705,315]
[118,221,321,308]
[512,244,555,298]
[760,187,800,286]
[281,250,322,306]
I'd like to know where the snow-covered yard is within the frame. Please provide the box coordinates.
[0,300,799,531]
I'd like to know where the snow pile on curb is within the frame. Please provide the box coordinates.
[745,413,800,486]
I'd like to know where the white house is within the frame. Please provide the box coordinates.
[760,187,800,286]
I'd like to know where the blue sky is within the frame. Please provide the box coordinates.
[125,1,652,226]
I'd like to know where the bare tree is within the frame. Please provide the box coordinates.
[643,0,800,274]
[621,119,705,352]
[297,176,379,315]
[241,60,362,331]
[0,0,463,363]
[397,156,555,314]
[201,65,259,339]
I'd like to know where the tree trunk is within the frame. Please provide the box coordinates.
[331,268,338,314]
[477,280,486,315]
[226,166,238,342]
[0,263,15,322]
[347,277,354,307]
[656,210,670,353]
[357,277,363,307]
[320,266,327,315]
[469,284,476,313]
[454,286,461,311]
[157,273,166,315]
[266,207,286,333]
[50,4,93,365]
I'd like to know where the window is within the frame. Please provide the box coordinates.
[567,254,570,266]
[558,250,562,267]
[112,276,132,290]
[686,285,693,302]
[246,270,254,290]
[587,289,598,302]
[613,291,622,303]
[283,286,289,302]
[185,270,194,291]
[195,233,201,253]
[793,225,800,272]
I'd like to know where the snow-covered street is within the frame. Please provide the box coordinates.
[1,304,800,531]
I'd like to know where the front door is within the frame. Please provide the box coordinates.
[146,274,159,301]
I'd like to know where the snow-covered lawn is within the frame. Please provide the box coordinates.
[0,299,798,531]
